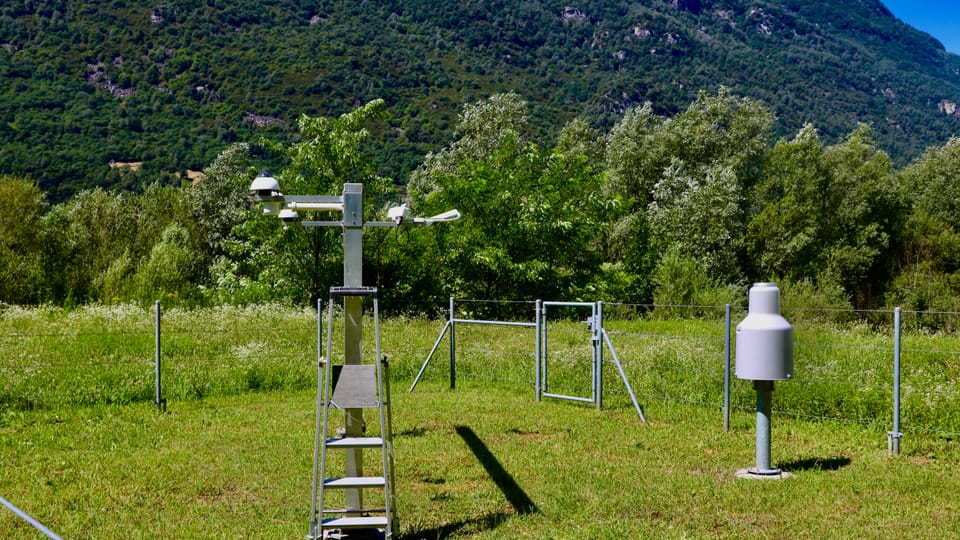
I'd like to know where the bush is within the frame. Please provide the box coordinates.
[886,263,960,331]
[651,247,740,318]
[777,276,855,325]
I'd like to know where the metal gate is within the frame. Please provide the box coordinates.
[411,298,644,421]
[537,301,600,406]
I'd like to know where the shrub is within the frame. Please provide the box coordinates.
[777,276,855,325]
[651,247,739,318]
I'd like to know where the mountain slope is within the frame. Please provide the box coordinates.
[1,0,959,200]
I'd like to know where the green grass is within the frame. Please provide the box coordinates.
[4,303,960,434]
[3,304,960,537]
[3,384,960,538]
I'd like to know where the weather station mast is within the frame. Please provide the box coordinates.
[249,173,460,539]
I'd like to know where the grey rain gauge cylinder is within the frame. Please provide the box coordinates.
[735,283,794,479]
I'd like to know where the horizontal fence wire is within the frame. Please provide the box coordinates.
[0,304,321,410]
[6,301,960,443]
[438,300,960,444]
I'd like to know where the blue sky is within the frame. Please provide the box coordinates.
[882,1,960,54]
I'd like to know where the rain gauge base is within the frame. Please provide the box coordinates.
[735,468,793,480]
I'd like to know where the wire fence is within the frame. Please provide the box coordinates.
[0,303,320,411]
[4,299,960,454]
[411,298,960,454]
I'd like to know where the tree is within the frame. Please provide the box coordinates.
[748,124,904,306]
[746,125,830,281]
[188,142,277,305]
[234,100,394,306]
[647,161,745,280]
[604,101,664,209]
[0,175,47,304]
[132,224,201,305]
[818,124,902,305]
[896,137,960,273]
[408,92,528,196]
[188,142,259,266]
[35,184,193,305]
[409,94,614,308]
[886,137,960,311]
[45,189,136,303]
[605,88,774,289]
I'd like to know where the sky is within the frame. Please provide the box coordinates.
[882,1,960,54]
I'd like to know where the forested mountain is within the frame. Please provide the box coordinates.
[2,0,960,200]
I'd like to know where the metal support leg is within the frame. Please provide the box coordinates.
[751,380,780,475]
[408,321,451,392]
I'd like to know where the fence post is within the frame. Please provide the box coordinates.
[595,301,603,411]
[154,300,166,412]
[724,303,731,432]
[535,299,542,402]
[889,307,903,455]
[317,297,323,365]
[449,297,456,390]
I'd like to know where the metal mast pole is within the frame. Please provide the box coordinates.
[341,183,365,515]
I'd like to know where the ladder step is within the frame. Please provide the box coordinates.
[322,516,389,529]
[326,436,384,449]
[323,507,386,514]
[324,476,386,489]
[331,365,381,409]
[329,286,378,297]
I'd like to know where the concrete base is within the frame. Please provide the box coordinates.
[735,468,793,480]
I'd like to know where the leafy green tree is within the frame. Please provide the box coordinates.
[896,137,960,272]
[886,137,960,311]
[37,203,89,304]
[132,224,201,305]
[36,184,192,305]
[48,189,137,303]
[748,124,904,306]
[234,100,394,306]
[0,175,47,304]
[818,125,902,305]
[604,102,664,209]
[186,142,284,305]
[408,92,528,196]
[647,161,745,281]
[606,88,774,290]
[188,143,259,257]
[746,125,830,280]
[409,94,614,308]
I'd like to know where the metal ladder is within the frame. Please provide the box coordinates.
[309,286,397,539]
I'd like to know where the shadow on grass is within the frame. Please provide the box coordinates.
[399,512,512,540]
[455,425,540,515]
[397,426,428,437]
[781,455,851,472]
[399,426,539,539]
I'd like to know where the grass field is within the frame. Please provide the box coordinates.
[3,304,960,538]
[3,383,960,538]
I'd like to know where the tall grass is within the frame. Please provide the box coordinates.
[3,303,960,437]
[0,304,318,409]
